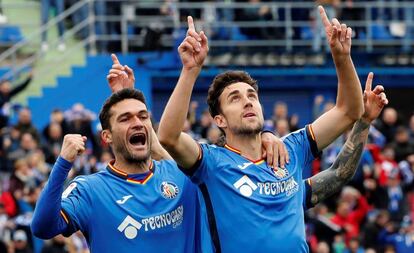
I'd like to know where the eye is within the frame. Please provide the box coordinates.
[139,114,149,120]
[248,93,257,100]
[230,95,240,102]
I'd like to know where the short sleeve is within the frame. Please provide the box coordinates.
[282,125,320,168]
[180,144,218,185]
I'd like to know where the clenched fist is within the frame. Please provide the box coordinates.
[60,134,87,162]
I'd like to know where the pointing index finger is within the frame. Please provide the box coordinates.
[111,53,120,65]
[187,16,196,32]
[365,72,373,92]
[318,5,331,29]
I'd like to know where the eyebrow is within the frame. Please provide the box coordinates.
[116,110,148,120]
[227,90,241,98]
[247,88,257,94]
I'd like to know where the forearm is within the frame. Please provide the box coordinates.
[10,77,31,97]
[309,119,370,205]
[333,56,364,119]
[158,67,201,146]
[31,157,72,239]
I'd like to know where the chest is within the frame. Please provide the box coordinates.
[88,175,194,241]
[212,155,302,204]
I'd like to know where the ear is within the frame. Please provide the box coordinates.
[214,114,227,129]
[101,129,112,145]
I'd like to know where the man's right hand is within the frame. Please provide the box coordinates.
[60,134,87,163]
[178,16,209,71]
[107,54,135,92]
[319,6,352,61]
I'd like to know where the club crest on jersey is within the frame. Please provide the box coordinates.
[274,167,289,179]
[160,181,179,199]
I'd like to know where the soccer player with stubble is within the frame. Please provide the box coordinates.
[157,7,387,253]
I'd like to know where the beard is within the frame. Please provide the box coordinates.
[230,121,263,136]
[112,136,151,164]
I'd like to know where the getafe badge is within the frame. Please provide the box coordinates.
[160,181,179,199]
[274,167,289,179]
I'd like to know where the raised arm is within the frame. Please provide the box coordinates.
[32,134,87,239]
[311,6,364,150]
[308,73,388,206]
[158,16,209,169]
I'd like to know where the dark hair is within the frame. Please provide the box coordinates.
[207,71,258,117]
[99,88,146,130]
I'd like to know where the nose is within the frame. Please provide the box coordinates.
[131,116,144,129]
[242,95,253,108]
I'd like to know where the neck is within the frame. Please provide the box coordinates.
[113,157,152,174]
[225,133,262,161]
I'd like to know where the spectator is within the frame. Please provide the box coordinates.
[0,73,33,129]
[379,218,414,253]
[391,126,414,162]
[236,0,282,40]
[206,126,222,145]
[316,241,331,253]
[41,0,65,52]
[375,107,399,143]
[386,174,407,222]
[193,109,213,139]
[9,159,36,196]
[265,102,299,133]
[64,103,99,157]
[42,122,64,165]
[42,109,69,142]
[41,235,75,253]
[344,237,364,253]
[362,210,390,251]
[330,187,370,243]
[12,229,32,253]
[14,107,41,144]
[7,132,39,165]
[275,118,290,137]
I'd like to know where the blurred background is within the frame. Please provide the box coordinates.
[0,0,413,252]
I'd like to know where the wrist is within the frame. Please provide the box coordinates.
[182,66,202,73]
[332,54,351,66]
[359,117,372,126]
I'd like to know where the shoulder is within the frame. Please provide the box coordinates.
[64,171,107,193]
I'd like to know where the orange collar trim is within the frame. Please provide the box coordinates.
[108,160,154,185]
[224,144,265,164]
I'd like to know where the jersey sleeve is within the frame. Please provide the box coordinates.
[179,144,218,185]
[282,125,320,169]
[60,176,92,236]
[31,157,73,239]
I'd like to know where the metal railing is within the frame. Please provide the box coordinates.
[1,0,414,81]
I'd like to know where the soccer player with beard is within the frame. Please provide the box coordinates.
[32,89,209,252]
[31,57,288,253]
[156,8,387,253]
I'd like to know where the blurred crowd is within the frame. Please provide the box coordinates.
[0,89,413,252]
[35,0,414,53]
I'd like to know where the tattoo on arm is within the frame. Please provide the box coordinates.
[309,119,370,206]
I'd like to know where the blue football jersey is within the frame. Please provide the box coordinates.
[186,126,319,253]
[60,159,209,253]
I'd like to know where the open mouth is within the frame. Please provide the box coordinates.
[243,112,256,118]
[129,133,146,146]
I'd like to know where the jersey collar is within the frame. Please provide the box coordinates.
[107,160,154,185]
[224,144,265,165]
